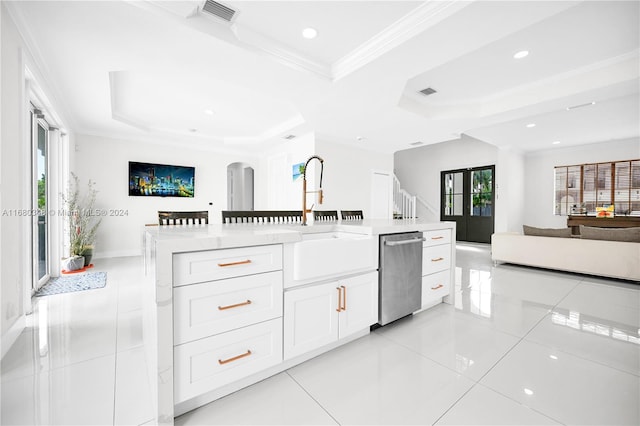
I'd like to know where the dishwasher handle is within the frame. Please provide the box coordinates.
[384,237,426,246]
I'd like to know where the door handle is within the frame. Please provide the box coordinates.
[336,287,342,312]
[384,238,425,246]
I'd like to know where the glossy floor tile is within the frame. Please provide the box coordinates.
[376,305,520,381]
[287,333,474,425]
[436,383,560,425]
[175,372,337,425]
[480,339,640,425]
[2,244,639,425]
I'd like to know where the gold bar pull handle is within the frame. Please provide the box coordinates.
[431,236,444,240]
[218,300,252,311]
[341,285,346,311]
[431,257,444,262]
[336,287,342,312]
[218,259,252,267]
[431,284,444,290]
[218,350,252,365]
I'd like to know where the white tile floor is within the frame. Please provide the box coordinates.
[2,243,639,425]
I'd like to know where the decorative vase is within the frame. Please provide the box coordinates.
[65,255,85,271]
[81,246,94,267]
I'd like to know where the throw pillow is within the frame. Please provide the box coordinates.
[579,225,640,243]
[523,225,572,238]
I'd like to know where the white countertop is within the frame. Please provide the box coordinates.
[145,219,455,251]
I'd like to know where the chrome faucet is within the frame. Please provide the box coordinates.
[302,155,324,226]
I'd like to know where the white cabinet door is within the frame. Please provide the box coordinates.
[284,281,339,360]
[338,271,378,339]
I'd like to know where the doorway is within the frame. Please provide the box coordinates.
[227,162,254,210]
[32,108,50,290]
[441,165,495,243]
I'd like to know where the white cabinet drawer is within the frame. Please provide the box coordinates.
[174,271,283,345]
[422,244,451,275]
[173,244,282,286]
[174,318,283,403]
[422,230,451,247]
[422,270,450,307]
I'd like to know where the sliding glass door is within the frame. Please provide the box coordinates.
[32,109,50,290]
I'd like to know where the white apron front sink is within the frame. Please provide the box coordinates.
[293,232,376,281]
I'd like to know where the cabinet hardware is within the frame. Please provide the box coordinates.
[431,284,444,290]
[431,236,444,240]
[385,238,425,246]
[217,259,252,267]
[218,349,252,365]
[336,287,342,312]
[218,300,252,311]
[341,285,346,311]
[431,257,444,262]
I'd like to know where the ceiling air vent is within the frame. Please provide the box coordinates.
[283,134,296,140]
[419,87,437,96]
[201,0,237,22]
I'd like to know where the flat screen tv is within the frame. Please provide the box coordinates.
[129,161,195,198]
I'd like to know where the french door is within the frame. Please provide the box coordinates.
[32,108,50,290]
[441,165,495,243]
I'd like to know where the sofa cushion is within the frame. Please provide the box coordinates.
[580,225,640,242]
[523,225,572,238]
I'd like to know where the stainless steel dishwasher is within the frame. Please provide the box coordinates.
[378,232,424,326]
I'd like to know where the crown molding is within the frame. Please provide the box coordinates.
[332,0,471,81]
[4,1,78,131]
[233,25,333,80]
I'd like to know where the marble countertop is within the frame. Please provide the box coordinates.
[145,219,455,252]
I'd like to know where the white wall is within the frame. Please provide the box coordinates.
[394,134,519,232]
[256,132,315,211]
[73,134,258,257]
[1,4,72,354]
[497,147,526,233]
[316,138,393,218]
[1,3,30,349]
[524,137,640,228]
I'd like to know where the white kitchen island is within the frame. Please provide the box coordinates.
[143,219,456,424]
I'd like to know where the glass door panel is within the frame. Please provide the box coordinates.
[33,114,49,288]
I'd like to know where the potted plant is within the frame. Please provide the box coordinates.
[62,173,102,269]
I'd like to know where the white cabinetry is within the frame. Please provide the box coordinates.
[421,229,452,308]
[173,244,283,404]
[283,271,378,360]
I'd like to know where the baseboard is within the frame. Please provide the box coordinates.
[1,315,26,360]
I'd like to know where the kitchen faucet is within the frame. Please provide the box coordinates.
[301,155,324,226]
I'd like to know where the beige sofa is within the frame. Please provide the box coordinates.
[491,233,640,282]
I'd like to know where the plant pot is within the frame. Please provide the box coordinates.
[65,256,85,271]
[81,246,94,267]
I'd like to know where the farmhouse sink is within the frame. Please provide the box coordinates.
[293,231,376,281]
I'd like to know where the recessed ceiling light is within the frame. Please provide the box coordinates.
[549,354,559,359]
[514,50,529,59]
[524,388,534,396]
[526,123,536,128]
[302,28,318,39]
[204,108,214,116]
[552,141,561,145]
